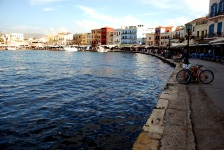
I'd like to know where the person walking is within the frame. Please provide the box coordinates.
[181,48,191,69]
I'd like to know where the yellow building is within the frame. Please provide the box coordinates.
[91,29,101,47]
[74,33,87,45]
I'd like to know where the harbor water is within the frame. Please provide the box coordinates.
[0,50,173,149]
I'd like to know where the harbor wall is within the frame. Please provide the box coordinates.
[133,52,195,150]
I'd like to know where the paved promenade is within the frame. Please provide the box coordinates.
[133,53,224,150]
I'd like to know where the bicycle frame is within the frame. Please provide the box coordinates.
[177,64,214,84]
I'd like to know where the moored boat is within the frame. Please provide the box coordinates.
[63,45,78,52]
[96,46,109,52]
[6,45,17,50]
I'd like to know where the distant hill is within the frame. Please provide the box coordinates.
[24,33,46,39]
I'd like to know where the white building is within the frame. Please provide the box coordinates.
[136,25,155,45]
[113,29,121,46]
[208,0,224,38]
[86,33,92,45]
[58,32,73,45]
[120,26,137,46]
[3,33,24,46]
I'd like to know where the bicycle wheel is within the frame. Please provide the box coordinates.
[199,70,214,84]
[176,70,190,84]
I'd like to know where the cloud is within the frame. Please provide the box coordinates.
[44,27,69,35]
[139,0,209,16]
[163,16,189,26]
[139,0,174,9]
[140,12,168,16]
[76,5,141,29]
[29,0,65,5]
[11,25,41,32]
[44,7,54,11]
[183,0,209,17]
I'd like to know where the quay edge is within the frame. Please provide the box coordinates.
[133,52,196,150]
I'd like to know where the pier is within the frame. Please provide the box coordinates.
[133,52,224,150]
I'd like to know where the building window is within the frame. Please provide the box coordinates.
[211,3,218,17]
[217,22,222,35]
[219,0,224,13]
[209,24,215,37]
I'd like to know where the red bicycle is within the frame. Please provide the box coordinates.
[176,64,214,84]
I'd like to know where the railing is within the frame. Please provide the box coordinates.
[196,20,208,26]
[208,32,224,38]
[209,10,224,18]
[194,36,207,41]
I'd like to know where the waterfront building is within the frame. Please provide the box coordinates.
[58,32,73,46]
[73,33,87,45]
[3,33,24,46]
[173,26,185,43]
[47,35,58,46]
[113,29,121,46]
[206,0,224,56]
[136,25,154,45]
[91,29,101,47]
[86,33,92,45]
[101,27,114,45]
[208,0,224,38]
[145,33,155,46]
[154,26,176,48]
[107,31,114,45]
[194,17,208,43]
[120,26,137,47]
[185,17,208,45]
[160,26,173,48]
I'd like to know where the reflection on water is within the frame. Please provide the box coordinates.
[0,50,173,149]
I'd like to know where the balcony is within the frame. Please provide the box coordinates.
[209,10,224,18]
[208,32,224,38]
[194,35,207,41]
[196,20,208,26]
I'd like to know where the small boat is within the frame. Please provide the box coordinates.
[63,45,78,52]
[6,45,17,50]
[96,46,109,52]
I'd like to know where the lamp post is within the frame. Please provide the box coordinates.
[185,23,192,62]
[167,35,172,58]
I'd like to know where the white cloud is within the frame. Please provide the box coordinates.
[76,5,141,29]
[183,0,209,17]
[74,19,101,32]
[140,12,168,16]
[44,7,54,11]
[139,0,209,17]
[11,25,41,32]
[163,16,189,26]
[44,27,68,35]
[29,0,65,5]
[139,0,174,9]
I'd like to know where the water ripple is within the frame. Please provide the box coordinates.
[0,50,173,149]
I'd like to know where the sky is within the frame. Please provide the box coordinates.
[0,0,209,36]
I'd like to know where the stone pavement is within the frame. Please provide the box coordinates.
[133,54,196,150]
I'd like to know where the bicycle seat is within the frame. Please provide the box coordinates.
[196,64,203,67]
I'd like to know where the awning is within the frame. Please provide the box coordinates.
[211,42,224,45]
[171,41,196,47]
[120,44,133,47]
[209,37,224,44]
[171,43,187,47]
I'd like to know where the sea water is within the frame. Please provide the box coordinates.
[0,50,173,149]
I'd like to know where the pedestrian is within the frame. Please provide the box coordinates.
[181,47,191,69]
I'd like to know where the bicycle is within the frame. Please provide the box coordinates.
[176,64,214,84]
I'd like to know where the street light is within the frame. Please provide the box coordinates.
[168,35,171,49]
[185,23,192,59]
